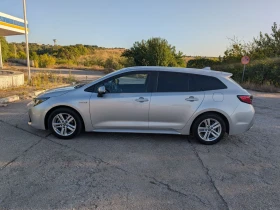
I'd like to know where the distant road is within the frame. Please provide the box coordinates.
[20,67,105,81]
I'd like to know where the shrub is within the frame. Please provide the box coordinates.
[103,68,115,74]
[38,54,56,68]
[213,58,280,87]
[187,58,221,68]
[55,59,69,65]
[104,57,124,70]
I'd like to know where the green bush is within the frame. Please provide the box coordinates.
[213,58,280,87]
[55,59,69,65]
[104,57,124,70]
[38,54,56,68]
[187,58,221,68]
[186,57,280,87]
[83,57,104,67]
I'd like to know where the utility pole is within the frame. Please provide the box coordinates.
[23,0,31,82]
[14,43,17,59]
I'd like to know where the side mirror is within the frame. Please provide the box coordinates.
[97,86,106,97]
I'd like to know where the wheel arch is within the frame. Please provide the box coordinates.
[190,111,230,134]
[44,105,85,130]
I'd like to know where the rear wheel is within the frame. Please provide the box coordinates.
[48,108,82,139]
[192,113,226,145]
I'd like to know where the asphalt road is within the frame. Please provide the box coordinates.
[23,67,105,81]
[0,91,280,209]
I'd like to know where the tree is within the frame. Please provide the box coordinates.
[18,51,26,59]
[122,37,185,67]
[253,22,280,58]
[0,36,9,61]
[222,37,248,63]
[223,22,280,62]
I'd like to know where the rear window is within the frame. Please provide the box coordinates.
[189,74,227,91]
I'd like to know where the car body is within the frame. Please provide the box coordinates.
[28,66,255,144]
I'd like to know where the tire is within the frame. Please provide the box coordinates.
[48,108,83,139]
[192,113,226,145]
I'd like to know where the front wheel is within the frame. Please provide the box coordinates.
[48,108,83,139]
[192,114,226,145]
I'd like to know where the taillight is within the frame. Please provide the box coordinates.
[237,95,253,104]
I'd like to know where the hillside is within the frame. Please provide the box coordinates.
[4,41,218,70]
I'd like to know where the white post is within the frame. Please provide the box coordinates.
[242,64,246,82]
[23,0,31,82]
[0,40,3,69]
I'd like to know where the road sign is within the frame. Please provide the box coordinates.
[241,56,250,65]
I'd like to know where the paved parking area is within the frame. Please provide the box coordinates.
[0,91,280,209]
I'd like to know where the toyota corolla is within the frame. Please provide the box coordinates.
[28,66,255,144]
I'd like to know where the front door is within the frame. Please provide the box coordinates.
[149,71,204,130]
[89,71,152,130]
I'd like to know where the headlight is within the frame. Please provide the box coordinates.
[33,97,50,106]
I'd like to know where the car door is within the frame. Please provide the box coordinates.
[89,71,153,130]
[149,71,205,131]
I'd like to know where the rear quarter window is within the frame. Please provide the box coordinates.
[157,71,189,92]
[189,74,227,91]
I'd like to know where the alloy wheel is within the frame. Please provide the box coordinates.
[197,118,222,142]
[52,113,77,137]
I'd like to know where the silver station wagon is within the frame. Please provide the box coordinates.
[28,66,255,144]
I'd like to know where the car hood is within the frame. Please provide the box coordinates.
[37,86,75,98]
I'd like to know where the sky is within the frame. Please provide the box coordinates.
[1,0,280,56]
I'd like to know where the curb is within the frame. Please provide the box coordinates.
[0,90,45,104]
[0,84,70,105]
[0,95,20,104]
[28,90,45,97]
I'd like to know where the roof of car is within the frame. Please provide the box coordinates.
[125,66,232,77]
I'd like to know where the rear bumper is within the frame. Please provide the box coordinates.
[229,103,255,135]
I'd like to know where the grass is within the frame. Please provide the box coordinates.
[54,48,126,70]
[0,71,76,99]
[241,82,280,93]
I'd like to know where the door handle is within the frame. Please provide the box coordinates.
[185,96,199,102]
[135,97,149,103]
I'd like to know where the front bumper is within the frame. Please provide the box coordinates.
[27,101,47,130]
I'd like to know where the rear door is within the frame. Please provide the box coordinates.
[149,71,204,130]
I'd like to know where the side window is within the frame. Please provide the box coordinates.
[157,72,189,92]
[189,74,227,91]
[96,73,149,93]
